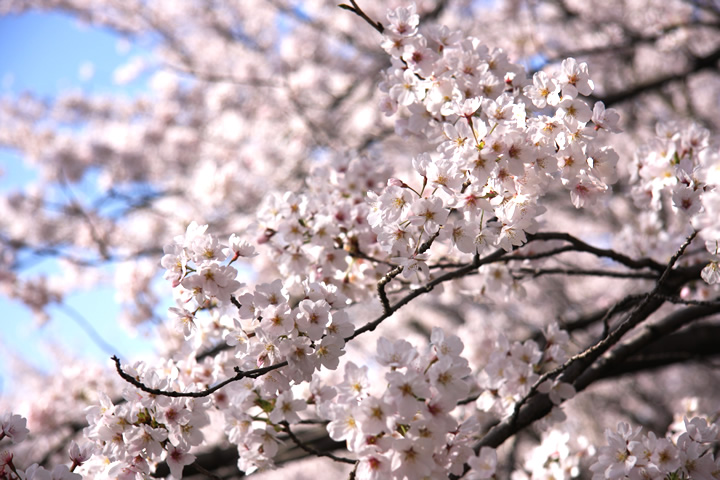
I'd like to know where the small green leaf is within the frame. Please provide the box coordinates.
[255,397,275,413]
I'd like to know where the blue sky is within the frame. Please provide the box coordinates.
[0,11,158,395]
[0,11,151,97]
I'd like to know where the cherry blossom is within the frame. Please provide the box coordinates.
[2,1,720,479]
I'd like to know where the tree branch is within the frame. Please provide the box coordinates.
[511,267,659,280]
[281,422,356,465]
[111,355,288,398]
[527,232,666,271]
[464,233,700,465]
[338,1,384,34]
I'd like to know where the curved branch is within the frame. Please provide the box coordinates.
[527,232,666,271]
[281,422,356,465]
[111,355,288,398]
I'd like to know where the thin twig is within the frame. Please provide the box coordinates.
[111,355,288,398]
[376,230,440,314]
[338,0,384,34]
[512,267,659,280]
[281,422,356,464]
[377,265,404,314]
[527,232,666,272]
[599,294,646,339]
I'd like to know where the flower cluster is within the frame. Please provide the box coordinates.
[304,327,501,480]
[83,229,581,478]
[253,155,392,300]
[590,416,719,479]
[1,412,88,480]
[63,6,619,478]
[514,429,594,480]
[81,386,209,478]
[476,323,575,420]
[4,2,720,480]
[85,221,360,475]
[371,4,621,278]
[161,221,253,310]
[627,121,720,284]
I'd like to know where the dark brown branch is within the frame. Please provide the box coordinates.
[230,294,243,310]
[281,422,356,464]
[338,1,384,34]
[349,247,502,341]
[512,267,659,280]
[510,232,696,425]
[376,230,440,315]
[527,232,666,271]
[503,245,576,262]
[592,322,720,379]
[577,302,720,386]
[111,355,288,398]
[365,230,652,338]
[195,342,232,362]
[152,430,349,478]
[349,248,394,267]
[454,233,700,476]
[654,294,720,307]
[559,293,646,334]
